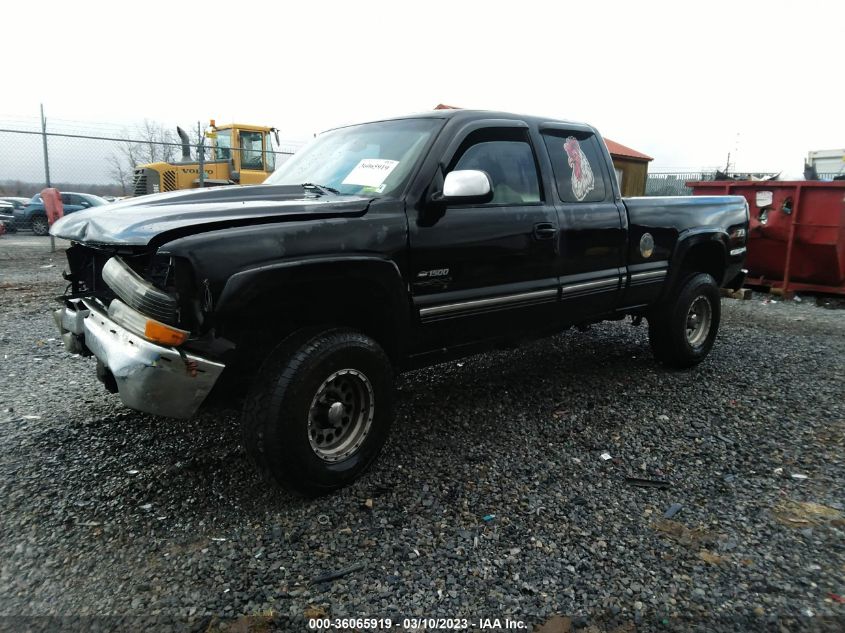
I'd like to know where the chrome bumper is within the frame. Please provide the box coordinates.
[54,298,225,419]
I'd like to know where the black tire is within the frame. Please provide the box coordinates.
[241,327,393,496]
[648,272,721,368]
[31,215,49,236]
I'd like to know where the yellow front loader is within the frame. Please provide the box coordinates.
[132,122,279,196]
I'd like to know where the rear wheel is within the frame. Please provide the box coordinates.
[648,272,721,368]
[31,215,49,236]
[241,327,393,496]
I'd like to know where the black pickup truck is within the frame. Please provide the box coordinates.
[51,109,748,495]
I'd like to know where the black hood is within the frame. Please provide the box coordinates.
[50,185,372,247]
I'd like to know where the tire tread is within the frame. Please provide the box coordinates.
[648,272,720,369]
[241,327,392,496]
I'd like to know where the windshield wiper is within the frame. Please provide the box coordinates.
[301,183,341,196]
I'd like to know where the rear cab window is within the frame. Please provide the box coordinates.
[542,130,610,203]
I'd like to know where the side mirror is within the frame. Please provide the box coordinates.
[432,170,493,205]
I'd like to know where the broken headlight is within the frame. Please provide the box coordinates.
[102,256,179,324]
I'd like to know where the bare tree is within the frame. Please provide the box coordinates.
[0,180,29,196]
[136,119,178,164]
[108,119,182,192]
[108,131,142,194]
[106,152,131,195]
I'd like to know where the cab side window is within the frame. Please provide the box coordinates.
[542,131,608,203]
[450,129,541,205]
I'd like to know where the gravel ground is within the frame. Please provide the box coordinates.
[1,236,844,632]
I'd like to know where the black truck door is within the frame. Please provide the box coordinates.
[408,124,560,353]
[539,126,626,322]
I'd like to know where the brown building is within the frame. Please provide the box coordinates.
[604,139,653,197]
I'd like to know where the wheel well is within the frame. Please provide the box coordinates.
[220,277,402,366]
[679,241,725,284]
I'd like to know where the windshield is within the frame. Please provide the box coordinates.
[84,195,109,206]
[265,118,440,196]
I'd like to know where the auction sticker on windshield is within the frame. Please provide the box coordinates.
[342,159,399,187]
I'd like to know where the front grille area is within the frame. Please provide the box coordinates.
[64,245,150,297]
[132,169,148,197]
[64,244,110,295]
[162,170,177,191]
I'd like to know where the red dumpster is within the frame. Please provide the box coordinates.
[687,180,845,296]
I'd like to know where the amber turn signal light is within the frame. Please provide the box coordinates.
[108,299,190,347]
[144,321,190,346]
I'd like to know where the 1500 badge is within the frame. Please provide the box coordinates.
[417,268,450,278]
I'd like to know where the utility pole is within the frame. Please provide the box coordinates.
[197,121,205,188]
[40,104,55,253]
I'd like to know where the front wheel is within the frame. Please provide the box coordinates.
[30,215,49,236]
[648,272,721,368]
[241,328,394,496]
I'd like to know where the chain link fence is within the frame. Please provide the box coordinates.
[645,172,778,196]
[0,126,298,200]
[646,171,842,197]
[1,121,840,203]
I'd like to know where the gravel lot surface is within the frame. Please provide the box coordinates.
[1,236,844,632]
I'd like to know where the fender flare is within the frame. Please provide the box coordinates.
[662,229,729,297]
[215,255,410,354]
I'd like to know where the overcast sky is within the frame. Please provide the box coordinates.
[3,0,843,179]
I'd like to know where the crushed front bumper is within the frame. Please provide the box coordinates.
[54,298,225,419]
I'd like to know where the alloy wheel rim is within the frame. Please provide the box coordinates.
[307,368,374,462]
[686,295,712,347]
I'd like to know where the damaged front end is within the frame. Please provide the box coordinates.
[54,244,224,418]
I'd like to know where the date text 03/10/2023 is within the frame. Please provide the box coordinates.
[307,617,527,630]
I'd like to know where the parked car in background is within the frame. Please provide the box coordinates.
[14,192,109,235]
[0,201,15,233]
[1,197,30,233]
[0,196,30,211]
